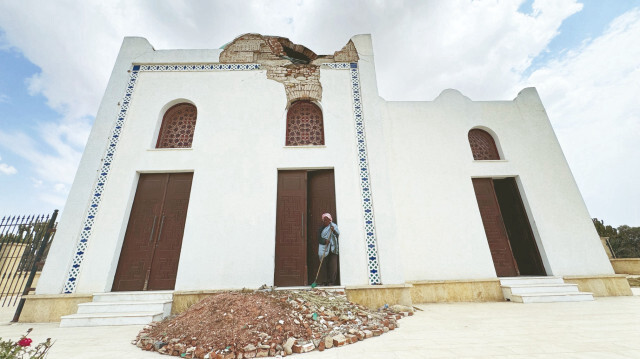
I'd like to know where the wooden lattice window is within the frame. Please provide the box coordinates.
[286,101,324,146]
[156,103,197,148]
[468,129,500,160]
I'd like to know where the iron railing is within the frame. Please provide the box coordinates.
[0,211,57,312]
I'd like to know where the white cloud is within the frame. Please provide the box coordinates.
[0,94,9,103]
[0,163,17,175]
[31,178,44,188]
[0,127,84,186]
[54,183,67,193]
[0,155,17,175]
[515,8,640,226]
[39,191,67,209]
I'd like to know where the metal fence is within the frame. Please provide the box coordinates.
[0,211,58,312]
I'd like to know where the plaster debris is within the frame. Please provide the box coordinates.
[135,289,404,358]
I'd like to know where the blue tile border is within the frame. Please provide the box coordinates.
[139,64,260,71]
[63,63,261,293]
[63,60,382,293]
[327,62,382,285]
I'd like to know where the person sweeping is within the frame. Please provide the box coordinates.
[314,213,339,287]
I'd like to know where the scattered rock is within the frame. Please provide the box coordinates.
[318,341,325,351]
[283,337,296,355]
[323,335,333,349]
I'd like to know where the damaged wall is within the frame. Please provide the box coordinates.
[220,33,358,105]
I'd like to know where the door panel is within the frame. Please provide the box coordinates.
[494,178,545,275]
[307,170,337,285]
[148,173,193,290]
[112,174,167,291]
[274,171,307,286]
[113,173,192,291]
[472,178,519,277]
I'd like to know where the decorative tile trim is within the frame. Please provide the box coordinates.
[138,63,260,72]
[63,63,260,294]
[324,63,352,70]
[330,62,382,285]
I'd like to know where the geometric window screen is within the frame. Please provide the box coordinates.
[285,101,324,146]
[468,129,500,160]
[156,103,198,148]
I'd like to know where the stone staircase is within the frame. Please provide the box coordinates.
[500,276,594,303]
[60,290,173,327]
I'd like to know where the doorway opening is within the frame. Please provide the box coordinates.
[112,172,193,291]
[472,177,545,277]
[274,169,339,287]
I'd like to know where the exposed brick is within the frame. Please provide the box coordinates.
[333,334,347,347]
[292,342,315,353]
[334,40,359,62]
[346,334,358,344]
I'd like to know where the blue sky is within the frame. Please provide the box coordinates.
[0,0,639,227]
[0,48,65,211]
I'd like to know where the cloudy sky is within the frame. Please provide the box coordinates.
[0,0,638,227]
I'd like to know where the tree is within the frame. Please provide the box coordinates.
[592,218,617,237]
[609,225,640,258]
[593,218,640,258]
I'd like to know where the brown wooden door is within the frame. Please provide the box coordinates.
[307,170,337,285]
[494,178,546,276]
[274,171,307,286]
[112,173,192,291]
[148,173,193,290]
[472,178,519,277]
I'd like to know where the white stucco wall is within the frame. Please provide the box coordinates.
[384,88,613,280]
[38,34,613,295]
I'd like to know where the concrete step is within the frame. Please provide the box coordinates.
[60,311,164,327]
[76,300,172,317]
[499,276,565,286]
[502,283,580,297]
[92,290,173,302]
[509,292,594,303]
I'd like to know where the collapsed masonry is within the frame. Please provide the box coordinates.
[220,34,359,106]
[135,289,413,358]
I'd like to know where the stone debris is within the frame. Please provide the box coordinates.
[134,289,405,358]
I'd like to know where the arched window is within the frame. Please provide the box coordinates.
[468,129,500,160]
[286,101,324,146]
[156,103,197,148]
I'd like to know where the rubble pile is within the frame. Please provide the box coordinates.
[134,289,412,358]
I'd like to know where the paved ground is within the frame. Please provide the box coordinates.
[0,291,638,358]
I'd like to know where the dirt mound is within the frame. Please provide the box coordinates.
[134,289,411,358]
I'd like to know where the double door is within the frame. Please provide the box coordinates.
[112,173,193,291]
[273,170,337,286]
[472,178,545,277]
